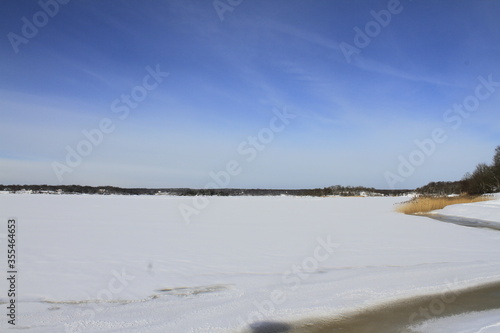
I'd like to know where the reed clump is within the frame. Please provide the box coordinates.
[396,195,492,215]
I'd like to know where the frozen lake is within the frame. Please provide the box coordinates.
[0,194,499,332]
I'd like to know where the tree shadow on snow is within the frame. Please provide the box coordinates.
[249,321,291,333]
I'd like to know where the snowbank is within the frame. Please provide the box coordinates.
[429,197,500,224]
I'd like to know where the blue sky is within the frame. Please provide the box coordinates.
[1,0,499,189]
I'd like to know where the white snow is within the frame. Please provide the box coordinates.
[429,195,500,224]
[410,309,500,333]
[0,194,499,332]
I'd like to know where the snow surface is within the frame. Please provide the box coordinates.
[410,309,500,333]
[0,194,499,332]
[429,195,500,225]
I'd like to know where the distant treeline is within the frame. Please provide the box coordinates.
[462,146,500,194]
[417,145,500,196]
[4,146,498,197]
[0,184,411,197]
[416,181,464,196]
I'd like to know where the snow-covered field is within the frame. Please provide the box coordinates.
[0,194,499,332]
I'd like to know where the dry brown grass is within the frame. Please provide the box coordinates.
[396,195,492,215]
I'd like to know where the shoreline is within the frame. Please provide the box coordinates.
[423,213,500,231]
[242,280,500,333]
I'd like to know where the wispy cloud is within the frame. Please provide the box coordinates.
[351,57,457,87]
[268,21,341,52]
[1,1,499,188]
